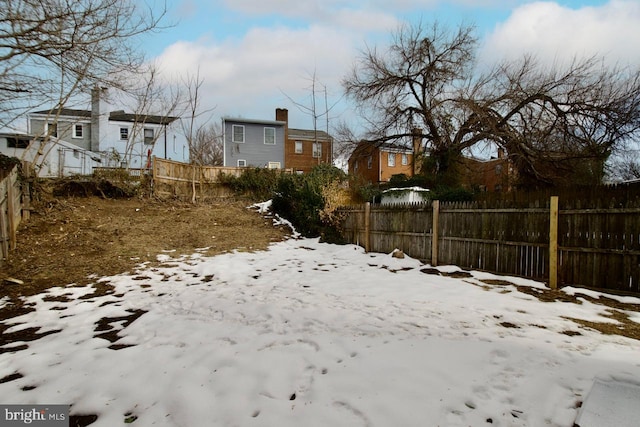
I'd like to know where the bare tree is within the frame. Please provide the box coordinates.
[0,0,168,129]
[344,21,640,187]
[180,69,216,202]
[282,70,342,166]
[119,64,182,168]
[189,122,223,166]
[607,151,640,182]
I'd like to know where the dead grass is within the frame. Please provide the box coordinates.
[480,279,640,340]
[1,194,289,300]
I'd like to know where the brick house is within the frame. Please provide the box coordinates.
[348,141,415,184]
[276,108,333,174]
[458,149,514,192]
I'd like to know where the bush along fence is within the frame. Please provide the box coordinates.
[337,196,640,295]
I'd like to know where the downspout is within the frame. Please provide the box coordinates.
[222,118,226,167]
[378,148,382,183]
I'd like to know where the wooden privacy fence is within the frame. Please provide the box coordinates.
[338,197,640,294]
[152,157,243,199]
[0,164,27,265]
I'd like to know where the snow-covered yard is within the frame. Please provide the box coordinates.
[1,235,639,426]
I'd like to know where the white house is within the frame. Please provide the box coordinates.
[0,132,108,178]
[27,87,188,172]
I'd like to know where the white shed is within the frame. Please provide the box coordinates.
[380,187,430,205]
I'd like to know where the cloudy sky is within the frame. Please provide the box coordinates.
[145,0,640,134]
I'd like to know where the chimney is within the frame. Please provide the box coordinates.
[276,108,289,151]
[412,128,423,176]
[91,86,109,152]
[497,147,505,159]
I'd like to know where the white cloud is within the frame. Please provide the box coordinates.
[481,1,640,68]
[220,0,399,32]
[155,25,357,127]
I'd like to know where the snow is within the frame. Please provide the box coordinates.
[1,235,640,426]
[574,379,640,427]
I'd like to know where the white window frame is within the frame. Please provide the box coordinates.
[237,159,247,167]
[401,153,408,166]
[388,153,396,167]
[295,141,303,154]
[267,162,281,169]
[232,125,245,143]
[312,142,322,158]
[367,156,373,169]
[120,127,129,140]
[73,124,83,139]
[264,127,276,145]
[144,128,154,144]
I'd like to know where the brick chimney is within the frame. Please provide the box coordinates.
[412,128,423,176]
[275,108,289,144]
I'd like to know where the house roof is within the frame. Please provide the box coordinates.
[223,117,286,127]
[289,128,332,141]
[108,111,178,125]
[350,141,413,159]
[32,108,179,125]
[31,108,92,118]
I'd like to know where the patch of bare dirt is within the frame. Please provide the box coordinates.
[480,279,640,340]
[1,194,289,300]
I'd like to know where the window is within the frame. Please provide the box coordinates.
[47,123,57,138]
[232,125,245,143]
[354,161,359,172]
[295,141,303,154]
[7,137,29,149]
[495,164,503,175]
[367,156,373,169]
[73,149,80,159]
[388,153,396,167]
[264,127,276,145]
[120,127,129,140]
[237,159,247,167]
[312,142,322,158]
[401,154,408,166]
[73,124,83,138]
[144,128,154,144]
[267,162,281,169]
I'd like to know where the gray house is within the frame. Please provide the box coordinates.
[222,117,285,168]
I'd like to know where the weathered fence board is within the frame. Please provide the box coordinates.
[338,197,640,294]
[152,158,241,200]
[0,165,23,264]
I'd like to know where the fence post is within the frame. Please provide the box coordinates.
[6,170,16,250]
[364,202,371,253]
[549,196,559,290]
[432,200,440,267]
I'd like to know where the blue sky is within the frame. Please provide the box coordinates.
[140,0,640,139]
